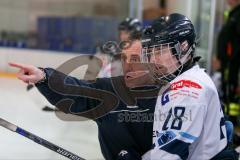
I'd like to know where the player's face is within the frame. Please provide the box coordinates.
[119,30,130,41]
[146,44,179,75]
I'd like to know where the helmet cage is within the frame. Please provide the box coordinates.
[140,40,194,83]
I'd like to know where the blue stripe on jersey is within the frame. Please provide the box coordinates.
[179,132,197,141]
[160,139,190,160]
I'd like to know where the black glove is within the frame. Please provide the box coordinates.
[117,148,141,160]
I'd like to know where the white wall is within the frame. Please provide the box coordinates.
[0,47,88,76]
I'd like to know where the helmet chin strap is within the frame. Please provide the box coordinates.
[178,45,193,65]
[174,40,195,65]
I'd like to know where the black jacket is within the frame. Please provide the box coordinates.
[217,4,240,102]
[36,68,159,160]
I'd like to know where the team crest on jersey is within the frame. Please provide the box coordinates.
[161,80,202,105]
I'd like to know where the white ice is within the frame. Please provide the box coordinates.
[0,77,103,160]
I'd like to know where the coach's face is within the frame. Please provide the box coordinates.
[121,40,155,88]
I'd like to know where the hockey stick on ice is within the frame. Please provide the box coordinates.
[0,118,86,160]
[42,106,59,112]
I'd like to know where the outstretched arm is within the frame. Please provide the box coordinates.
[9,62,112,116]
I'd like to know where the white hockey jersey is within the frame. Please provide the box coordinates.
[142,65,227,160]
